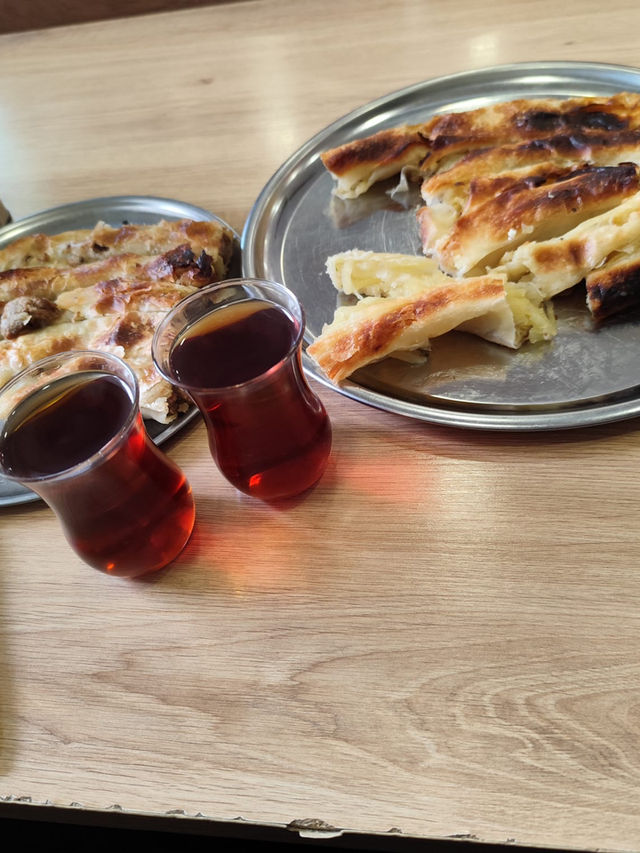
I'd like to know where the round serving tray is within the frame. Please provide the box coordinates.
[242,61,640,431]
[0,195,240,507]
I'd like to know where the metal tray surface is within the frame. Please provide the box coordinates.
[242,61,640,431]
[0,195,240,507]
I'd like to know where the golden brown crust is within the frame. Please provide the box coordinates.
[0,245,218,308]
[0,311,183,422]
[500,191,640,299]
[423,162,640,275]
[423,93,640,166]
[422,128,640,208]
[307,275,506,382]
[0,316,115,382]
[0,218,234,278]
[322,92,640,200]
[0,220,235,422]
[57,277,198,319]
[320,125,432,198]
[586,248,640,320]
[321,125,431,176]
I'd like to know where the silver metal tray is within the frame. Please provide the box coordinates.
[0,195,240,507]
[242,61,640,431]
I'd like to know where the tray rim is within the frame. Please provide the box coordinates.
[242,59,640,432]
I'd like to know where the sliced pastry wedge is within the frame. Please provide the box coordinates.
[422,92,640,174]
[307,276,508,382]
[0,218,235,278]
[421,129,640,218]
[0,245,218,312]
[0,311,186,423]
[500,189,640,300]
[321,125,432,199]
[418,162,640,275]
[585,245,640,320]
[321,92,640,198]
[323,249,556,352]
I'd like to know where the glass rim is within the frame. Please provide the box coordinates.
[152,277,305,393]
[0,349,140,484]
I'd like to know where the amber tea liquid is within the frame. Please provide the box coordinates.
[0,371,195,577]
[169,299,331,500]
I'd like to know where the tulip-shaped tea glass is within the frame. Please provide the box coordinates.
[0,351,195,578]
[152,278,331,501]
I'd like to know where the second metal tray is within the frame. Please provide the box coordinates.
[243,61,640,431]
[0,195,239,507]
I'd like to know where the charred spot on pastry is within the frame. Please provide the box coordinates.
[163,244,197,270]
[0,296,61,339]
[158,244,215,281]
[94,278,132,313]
[322,128,427,173]
[196,249,214,279]
[430,134,465,152]
[515,110,565,133]
[574,108,628,131]
[108,315,149,348]
[588,260,640,320]
[515,107,628,134]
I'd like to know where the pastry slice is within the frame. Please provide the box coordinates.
[321,93,640,198]
[307,275,509,382]
[55,277,199,322]
[0,315,123,387]
[419,162,640,275]
[421,128,640,218]
[422,92,640,173]
[0,245,216,318]
[324,249,555,349]
[0,310,185,423]
[0,218,235,278]
[105,310,191,423]
[421,160,596,250]
[500,189,640,299]
[585,246,640,320]
[321,125,432,199]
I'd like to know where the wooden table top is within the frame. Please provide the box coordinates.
[3,1,640,850]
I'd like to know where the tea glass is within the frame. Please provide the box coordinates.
[152,278,332,502]
[0,350,195,578]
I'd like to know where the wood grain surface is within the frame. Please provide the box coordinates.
[2,1,640,850]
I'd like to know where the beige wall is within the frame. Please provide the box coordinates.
[1,1,223,34]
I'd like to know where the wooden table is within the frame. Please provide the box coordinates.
[3,1,640,849]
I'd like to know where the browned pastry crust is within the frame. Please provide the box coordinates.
[500,191,640,300]
[421,129,640,210]
[0,219,235,422]
[0,244,216,310]
[321,126,428,174]
[585,247,640,320]
[0,311,188,423]
[422,92,640,169]
[322,93,640,199]
[307,275,507,382]
[321,126,432,198]
[0,218,234,278]
[419,162,640,275]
